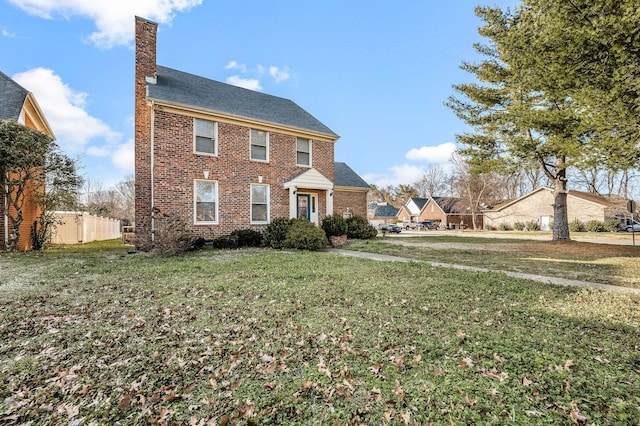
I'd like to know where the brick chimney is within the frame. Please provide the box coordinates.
[134,16,158,250]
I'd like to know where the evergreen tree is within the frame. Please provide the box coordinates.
[448,3,639,240]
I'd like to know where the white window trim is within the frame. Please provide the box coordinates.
[250,183,270,224]
[296,138,312,167]
[194,179,219,225]
[193,118,218,156]
[250,129,269,162]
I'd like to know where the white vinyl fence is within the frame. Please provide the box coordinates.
[51,212,121,244]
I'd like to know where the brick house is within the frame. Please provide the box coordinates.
[396,197,428,223]
[134,17,368,247]
[1,70,54,251]
[421,197,483,229]
[483,187,629,231]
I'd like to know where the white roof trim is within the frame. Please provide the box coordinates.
[284,168,333,190]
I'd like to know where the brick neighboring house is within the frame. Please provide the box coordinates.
[1,70,54,251]
[483,187,629,231]
[418,197,483,229]
[134,17,368,247]
[396,197,428,222]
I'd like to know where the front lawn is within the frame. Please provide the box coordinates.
[1,241,639,424]
[346,236,640,289]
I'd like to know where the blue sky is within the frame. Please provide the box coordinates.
[0,0,520,189]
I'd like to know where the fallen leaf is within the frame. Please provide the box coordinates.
[522,377,532,387]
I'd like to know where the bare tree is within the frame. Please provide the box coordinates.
[413,166,450,198]
[450,152,496,230]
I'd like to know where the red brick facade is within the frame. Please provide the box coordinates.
[134,17,363,247]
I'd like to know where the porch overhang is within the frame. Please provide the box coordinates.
[284,168,334,220]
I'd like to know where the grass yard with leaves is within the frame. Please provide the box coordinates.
[346,235,640,289]
[1,240,639,424]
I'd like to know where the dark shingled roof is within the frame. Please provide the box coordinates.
[148,66,338,137]
[0,70,28,121]
[411,197,429,211]
[334,162,369,189]
[432,196,466,214]
[374,204,399,218]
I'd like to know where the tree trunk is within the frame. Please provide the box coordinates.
[552,158,570,241]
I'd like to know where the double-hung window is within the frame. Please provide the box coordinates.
[194,118,217,155]
[296,137,311,166]
[194,180,218,224]
[250,184,269,224]
[250,129,268,161]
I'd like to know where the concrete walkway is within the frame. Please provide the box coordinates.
[326,248,640,295]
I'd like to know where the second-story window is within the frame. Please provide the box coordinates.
[296,137,311,167]
[250,129,268,161]
[194,118,217,155]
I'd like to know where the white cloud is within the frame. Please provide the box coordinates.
[226,75,262,91]
[111,138,134,171]
[8,0,203,48]
[12,67,121,153]
[86,146,110,157]
[269,66,290,83]
[363,164,426,188]
[2,28,15,37]
[406,142,456,164]
[225,60,247,73]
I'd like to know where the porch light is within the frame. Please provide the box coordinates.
[203,170,209,179]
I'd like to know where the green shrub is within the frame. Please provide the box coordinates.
[498,222,512,231]
[484,224,496,231]
[346,215,378,240]
[585,220,605,232]
[569,218,584,232]
[263,217,293,249]
[525,220,540,231]
[193,237,206,250]
[283,219,327,251]
[230,229,263,247]
[321,213,348,237]
[211,235,238,249]
[513,221,525,231]
[604,219,621,232]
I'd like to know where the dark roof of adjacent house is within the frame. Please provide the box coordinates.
[374,203,400,218]
[148,66,338,138]
[432,196,467,214]
[334,162,369,189]
[411,197,429,210]
[0,70,28,121]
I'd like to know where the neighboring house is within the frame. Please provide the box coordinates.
[483,187,629,230]
[0,70,54,251]
[134,17,368,247]
[396,197,428,222]
[418,196,483,229]
[333,162,370,219]
[369,202,400,227]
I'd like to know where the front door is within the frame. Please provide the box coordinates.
[297,194,311,221]
[296,193,319,224]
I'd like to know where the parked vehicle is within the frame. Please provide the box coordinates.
[401,220,417,230]
[419,221,439,230]
[379,223,402,233]
[621,223,640,232]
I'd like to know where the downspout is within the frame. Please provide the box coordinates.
[3,170,8,248]
[150,102,155,240]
